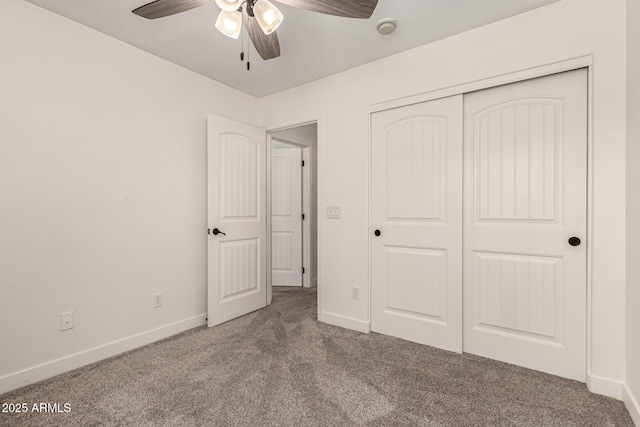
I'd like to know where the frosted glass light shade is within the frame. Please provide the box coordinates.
[215,0,242,12]
[215,10,242,39]
[253,0,283,35]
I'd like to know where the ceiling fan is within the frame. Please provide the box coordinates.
[132,0,379,61]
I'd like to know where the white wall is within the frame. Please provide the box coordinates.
[625,0,640,422]
[0,0,258,393]
[259,0,628,398]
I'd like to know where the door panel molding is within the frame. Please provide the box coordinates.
[368,69,589,383]
[370,95,463,353]
[463,69,587,381]
[207,114,267,327]
[271,146,303,287]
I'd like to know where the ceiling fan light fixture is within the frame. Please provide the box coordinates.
[253,0,283,35]
[215,0,242,12]
[215,10,242,39]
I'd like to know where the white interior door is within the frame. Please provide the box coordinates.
[271,146,303,287]
[463,69,587,381]
[371,95,463,352]
[207,114,267,327]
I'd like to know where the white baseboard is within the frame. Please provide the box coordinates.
[587,373,624,400]
[624,383,640,426]
[0,314,206,395]
[320,310,370,333]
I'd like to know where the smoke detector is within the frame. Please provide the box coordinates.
[376,18,397,35]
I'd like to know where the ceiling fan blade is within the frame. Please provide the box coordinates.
[243,6,281,60]
[132,0,210,19]
[274,0,378,19]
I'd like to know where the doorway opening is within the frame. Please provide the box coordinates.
[206,115,318,327]
[268,123,318,298]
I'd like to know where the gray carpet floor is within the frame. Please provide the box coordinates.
[0,287,634,426]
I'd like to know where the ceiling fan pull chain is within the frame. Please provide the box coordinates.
[247,39,251,71]
[240,26,245,61]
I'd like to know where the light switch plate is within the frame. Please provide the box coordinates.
[154,292,163,308]
[326,206,341,219]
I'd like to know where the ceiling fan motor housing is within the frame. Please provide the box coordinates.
[132,0,380,60]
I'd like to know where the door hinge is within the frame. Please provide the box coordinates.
[301,160,305,167]
[302,267,305,274]
[301,213,305,220]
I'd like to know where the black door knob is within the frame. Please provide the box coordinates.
[212,228,226,236]
[568,236,581,246]
[374,229,381,237]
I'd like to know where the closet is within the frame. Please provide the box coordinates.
[370,69,588,381]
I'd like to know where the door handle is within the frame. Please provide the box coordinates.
[210,228,226,236]
[568,236,581,247]
[374,229,381,237]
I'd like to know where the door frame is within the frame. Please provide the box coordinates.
[367,55,594,381]
[266,120,320,306]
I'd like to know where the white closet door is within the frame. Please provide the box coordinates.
[271,147,303,287]
[207,114,267,327]
[371,95,463,352]
[463,69,587,381]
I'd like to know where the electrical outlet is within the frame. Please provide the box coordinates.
[352,286,360,300]
[60,311,74,331]
[153,293,163,308]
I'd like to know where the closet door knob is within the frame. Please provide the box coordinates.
[374,229,381,237]
[568,236,581,246]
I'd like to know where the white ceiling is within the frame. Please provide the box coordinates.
[24,0,560,97]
